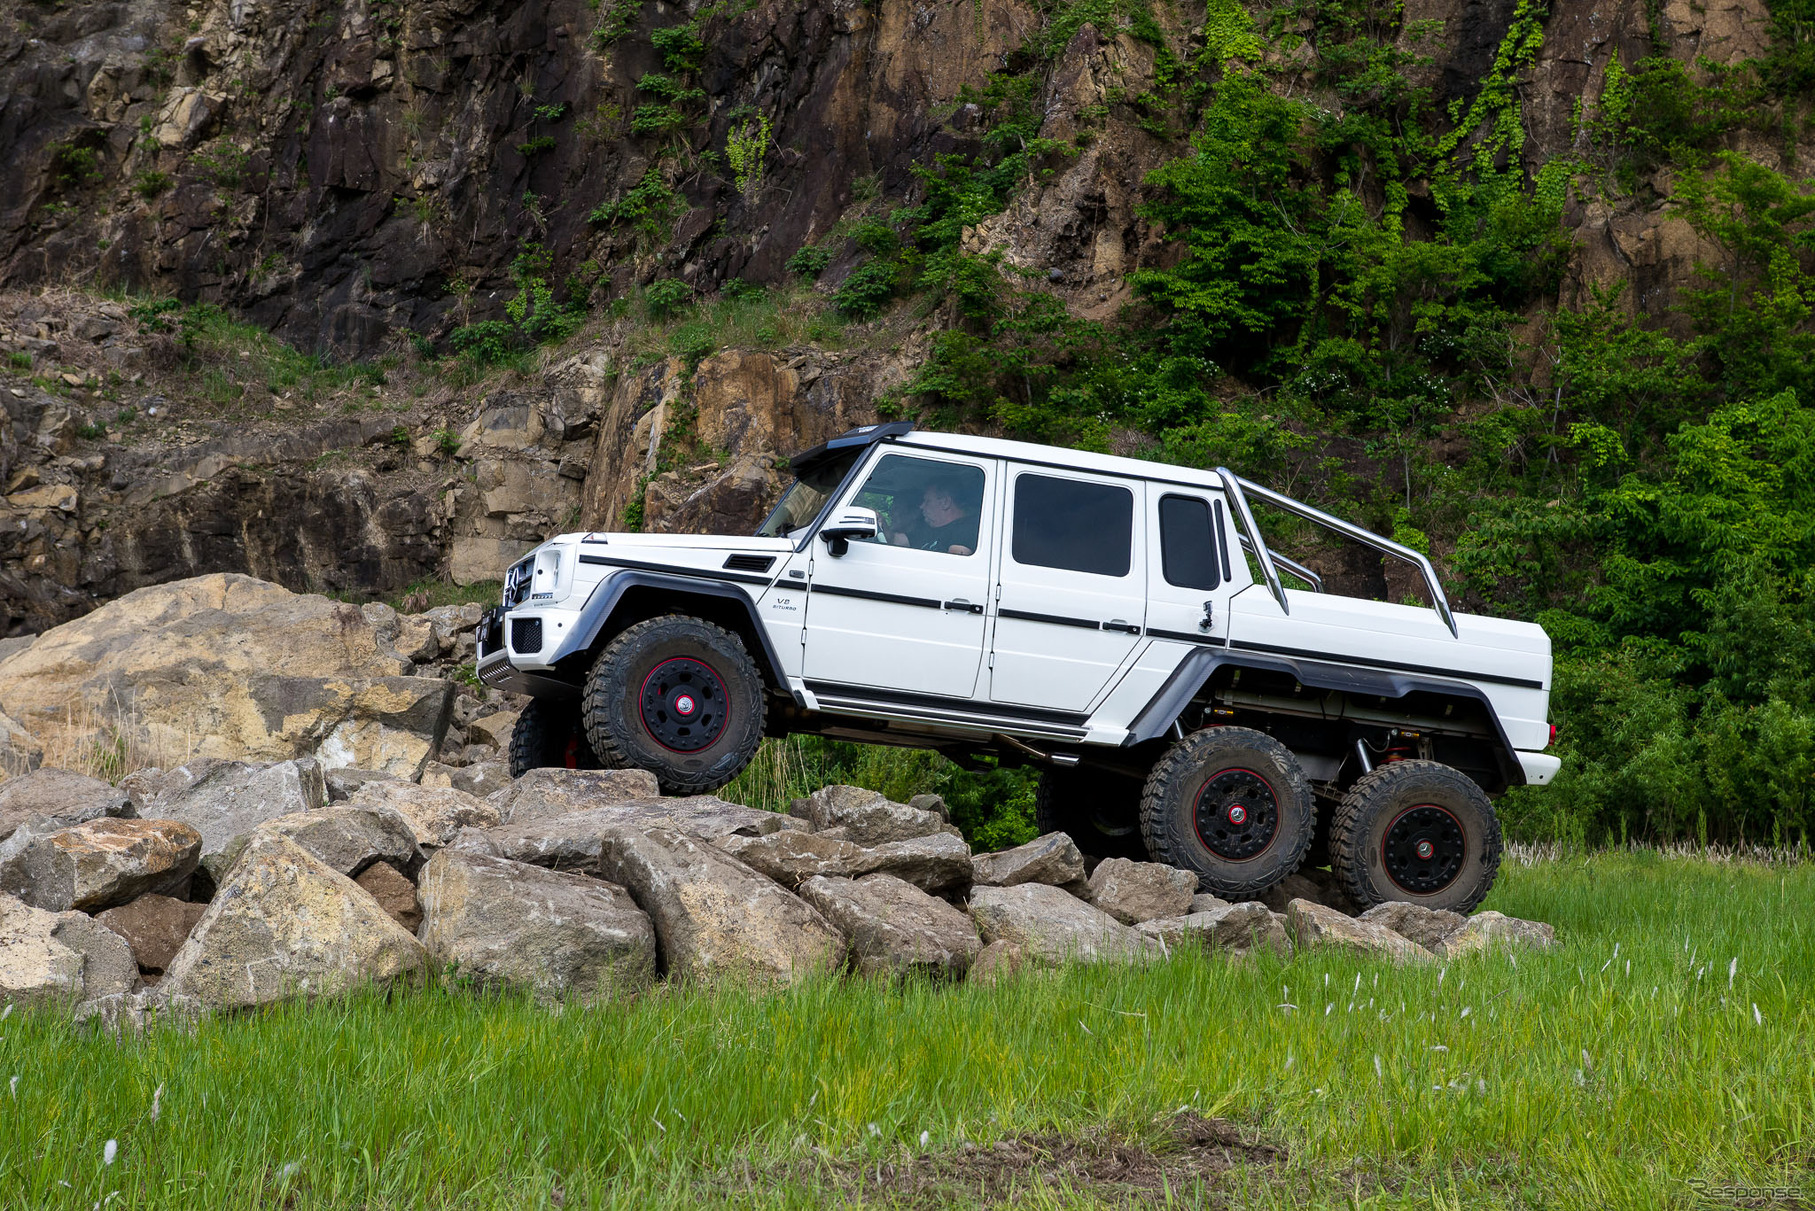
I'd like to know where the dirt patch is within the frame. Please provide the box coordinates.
[730,1112,1286,1207]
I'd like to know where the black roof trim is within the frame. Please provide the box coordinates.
[785,421,916,477]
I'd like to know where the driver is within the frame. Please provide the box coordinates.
[891,474,978,555]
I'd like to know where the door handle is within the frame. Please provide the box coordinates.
[1103,619,1142,634]
[943,598,984,614]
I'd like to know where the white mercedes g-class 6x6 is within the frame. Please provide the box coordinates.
[477,422,1557,912]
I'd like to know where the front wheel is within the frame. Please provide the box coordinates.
[582,615,766,795]
[1328,761,1502,913]
[508,698,602,777]
[1139,727,1315,899]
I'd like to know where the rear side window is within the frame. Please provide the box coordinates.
[1158,494,1223,590]
[1010,474,1133,577]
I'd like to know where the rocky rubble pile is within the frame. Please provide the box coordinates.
[0,768,1558,1024]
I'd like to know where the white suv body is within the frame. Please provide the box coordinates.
[480,424,1555,783]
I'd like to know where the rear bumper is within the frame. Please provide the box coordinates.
[1516,751,1561,786]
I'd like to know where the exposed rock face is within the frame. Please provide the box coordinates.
[1286,899,1436,965]
[454,797,803,872]
[0,577,452,774]
[967,883,1160,965]
[0,817,201,911]
[970,833,1088,893]
[419,761,514,799]
[324,768,398,803]
[126,757,329,881]
[596,823,844,984]
[1136,901,1291,958]
[0,769,133,842]
[797,874,981,978]
[1434,910,1558,958]
[1085,858,1197,925]
[0,712,44,779]
[790,785,953,845]
[159,837,427,1011]
[223,804,420,879]
[720,828,972,894]
[1357,902,1468,952]
[490,768,664,824]
[0,892,138,1005]
[417,850,656,1001]
[354,862,422,933]
[95,893,208,975]
[346,780,499,849]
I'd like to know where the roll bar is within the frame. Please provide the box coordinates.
[1214,468,1459,638]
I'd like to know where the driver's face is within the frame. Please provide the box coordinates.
[921,487,960,526]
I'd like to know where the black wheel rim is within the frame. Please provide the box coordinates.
[1382,804,1466,894]
[1193,767,1280,861]
[638,656,728,753]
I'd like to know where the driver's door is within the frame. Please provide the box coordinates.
[800,450,998,699]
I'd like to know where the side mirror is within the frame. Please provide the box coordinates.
[820,506,880,557]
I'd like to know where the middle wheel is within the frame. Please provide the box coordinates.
[582,614,766,795]
[1139,726,1315,899]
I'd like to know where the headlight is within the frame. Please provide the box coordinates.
[529,544,575,602]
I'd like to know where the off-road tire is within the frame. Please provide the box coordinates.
[582,614,765,795]
[508,698,602,777]
[1035,766,1148,862]
[1329,761,1502,913]
[1139,727,1316,899]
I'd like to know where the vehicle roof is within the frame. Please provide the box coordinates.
[893,429,1225,489]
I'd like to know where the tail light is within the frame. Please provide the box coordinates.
[1548,723,1558,748]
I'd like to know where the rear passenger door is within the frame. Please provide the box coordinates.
[988,469,1147,713]
[1142,489,1236,648]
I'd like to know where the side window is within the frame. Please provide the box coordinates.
[1011,474,1133,576]
[1158,494,1222,590]
[848,454,986,556]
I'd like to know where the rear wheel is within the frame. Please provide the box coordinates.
[582,615,766,795]
[508,698,601,777]
[1328,761,1502,913]
[1035,766,1147,861]
[1139,727,1315,899]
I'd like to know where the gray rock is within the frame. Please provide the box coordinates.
[1433,911,1557,959]
[159,837,427,1011]
[0,892,138,1006]
[354,861,421,933]
[967,883,1160,965]
[0,817,201,911]
[861,831,973,893]
[720,829,973,894]
[597,822,844,985]
[907,793,948,821]
[1262,869,1357,916]
[0,768,133,841]
[1357,902,1467,952]
[797,873,981,978]
[74,989,203,1033]
[1085,857,1197,925]
[1190,893,1232,914]
[790,784,953,845]
[221,804,419,879]
[456,798,803,872]
[1285,899,1434,965]
[969,939,1028,985]
[417,850,656,1002]
[1136,901,1291,957]
[128,759,328,880]
[487,767,663,824]
[0,711,43,779]
[345,780,498,848]
[419,760,514,798]
[95,894,207,973]
[970,833,1088,893]
[324,767,397,802]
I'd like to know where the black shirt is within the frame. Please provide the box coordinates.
[906,511,978,553]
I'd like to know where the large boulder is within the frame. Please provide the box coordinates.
[863,832,974,893]
[1357,902,1467,953]
[1085,858,1197,925]
[0,818,201,911]
[346,781,499,849]
[1433,911,1557,959]
[221,805,419,879]
[0,769,133,842]
[323,768,397,803]
[0,574,455,776]
[487,768,663,824]
[970,833,1087,893]
[967,883,1160,965]
[789,785,953,845]
[0,711,44,779]
[720,829,973,894]
[454,797,803,872]
[797,874,980,978]
[417,850,656,1002]
[354,862,421,932]
[419,760,513,798]
[0,893,137,1006]
[597,823,844,984]
[125,759,328,882]
[159,837,428,1011]
[94,894,207,975]
[1286,899,1435,965]
[1136,901,1291,957]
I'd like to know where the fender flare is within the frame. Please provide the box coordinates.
[1122,647,1526,786]
[543,570,793,689]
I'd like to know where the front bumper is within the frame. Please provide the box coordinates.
[474,604,585,699]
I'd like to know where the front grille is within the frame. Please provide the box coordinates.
[503,558,534,608]
[510,617,543,653]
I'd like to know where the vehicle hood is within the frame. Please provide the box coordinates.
[563,532,798,554]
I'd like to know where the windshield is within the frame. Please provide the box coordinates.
[755,447,863,538]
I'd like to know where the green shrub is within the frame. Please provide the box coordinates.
[644,278,692,320]
[132,170,173,199]
[832,260,898,320]
[786,243,832,278]
[449,320,519,366]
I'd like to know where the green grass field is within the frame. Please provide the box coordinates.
[3,852,1810,1209]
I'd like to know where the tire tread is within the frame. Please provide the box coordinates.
[1328,760,1503,912]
